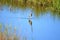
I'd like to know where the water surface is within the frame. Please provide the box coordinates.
[0,6,60,40]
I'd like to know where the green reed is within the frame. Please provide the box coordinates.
[0,0,60,17]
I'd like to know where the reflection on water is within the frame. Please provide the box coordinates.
[0,6,60,40]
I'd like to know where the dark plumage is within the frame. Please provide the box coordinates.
[29,13,32,18]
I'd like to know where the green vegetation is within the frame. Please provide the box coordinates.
[0,0,60,17]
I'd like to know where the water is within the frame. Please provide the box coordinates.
[0,6,60,40]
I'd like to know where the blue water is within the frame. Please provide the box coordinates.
[0,6,60,40]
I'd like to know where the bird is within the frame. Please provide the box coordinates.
[28,12,33,32]
[29,13,32,18]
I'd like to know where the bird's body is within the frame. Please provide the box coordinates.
[29,13,32,18]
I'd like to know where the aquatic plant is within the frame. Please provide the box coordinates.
[0,23,2,32]
[0,24,20,40]
[0,0,60,17]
